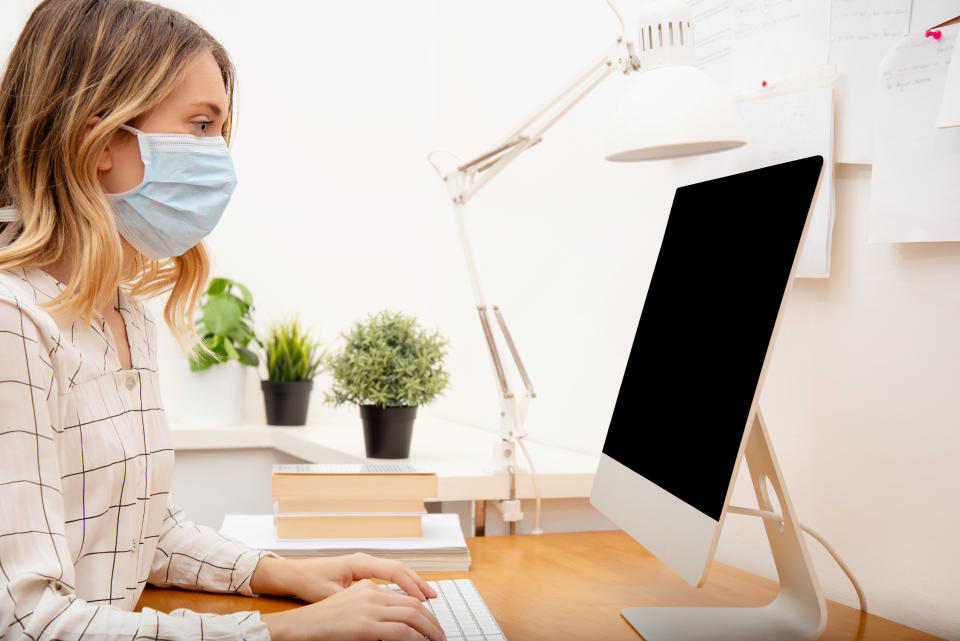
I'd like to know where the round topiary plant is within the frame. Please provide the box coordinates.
[324,309,450,458]
[324,309,450,409]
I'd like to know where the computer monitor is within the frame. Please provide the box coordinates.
[589,156,825,637]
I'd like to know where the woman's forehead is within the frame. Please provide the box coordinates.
[164,51,228,114]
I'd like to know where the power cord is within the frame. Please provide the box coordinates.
[727,505,867,613]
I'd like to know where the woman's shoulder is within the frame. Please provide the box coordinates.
[0,266,61,330]
[0,267,65,363]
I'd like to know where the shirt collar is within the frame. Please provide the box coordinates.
[23,265,132,323]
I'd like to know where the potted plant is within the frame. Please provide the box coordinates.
[261,316,323,426]
[181,277,261,427]
[324,309,450,458]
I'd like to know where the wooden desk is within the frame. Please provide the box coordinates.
[136,531,944,641]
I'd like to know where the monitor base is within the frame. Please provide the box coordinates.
[622,601,822,641]
[623,410,827,641]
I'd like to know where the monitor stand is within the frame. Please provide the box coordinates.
[621,409,827,641]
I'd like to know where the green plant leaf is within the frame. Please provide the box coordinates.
[202,296,243,335]
[233,281,254,307]
[263,316,322,382]
[207,277,230,296]
[223,339,240,362]
[236,346,260,367]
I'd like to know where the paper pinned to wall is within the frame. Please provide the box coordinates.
[870,29,960,242]
[707,84,836,277]
[728,0,831,88]
[909,0,960,33]
[828,0,911,163]
[936,36,960,127]
[690,0,735,84]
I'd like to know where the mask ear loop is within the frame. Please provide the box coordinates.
[0,206,22,247]
[106,125,152,198]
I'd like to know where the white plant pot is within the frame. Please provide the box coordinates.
[180,359,248,427]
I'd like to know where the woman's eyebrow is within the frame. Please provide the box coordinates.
[188,101,223,117]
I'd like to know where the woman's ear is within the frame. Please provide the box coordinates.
[83,116,113,172]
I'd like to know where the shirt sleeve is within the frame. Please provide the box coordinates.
[148,499,280,596]
[0,295,271,641]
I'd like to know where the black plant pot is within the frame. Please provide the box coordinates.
[359,405,417,459]
[261,380,313,426]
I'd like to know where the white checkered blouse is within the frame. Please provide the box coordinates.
[0,265,275,640]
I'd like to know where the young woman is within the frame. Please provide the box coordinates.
[0,1,444,640]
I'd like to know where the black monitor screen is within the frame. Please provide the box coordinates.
[601,156,822,521]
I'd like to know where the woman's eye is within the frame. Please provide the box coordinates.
[196,120,215,133]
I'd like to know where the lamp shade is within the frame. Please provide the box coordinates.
[606,64,746,162]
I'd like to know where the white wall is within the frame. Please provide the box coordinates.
[3,1,958,638]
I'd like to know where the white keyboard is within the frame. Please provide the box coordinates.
[384,579,508,641]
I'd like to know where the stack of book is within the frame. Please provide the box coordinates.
[270,463,439,539]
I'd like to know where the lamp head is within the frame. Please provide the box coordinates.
[606,0,745,162]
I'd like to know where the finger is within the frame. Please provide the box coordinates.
[380,591,442,629]
[391,566,430,601]
[401,566,437,600]
[354,557,429,601]
[352,578,379,591]
[383,604,446,641]
[375,621,438,641]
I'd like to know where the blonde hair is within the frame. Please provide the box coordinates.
[0,0,237,356]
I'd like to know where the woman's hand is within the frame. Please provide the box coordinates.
[251,553,438,603]
[261,578,445,641]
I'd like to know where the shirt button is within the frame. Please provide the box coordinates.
[125,376,137,390]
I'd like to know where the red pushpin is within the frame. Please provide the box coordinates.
[762,80,767,87]
[925,29,942,40]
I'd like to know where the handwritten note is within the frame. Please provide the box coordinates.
[705,85,836,277]
[690,0,734,84]
[829,0,911,163]
[870,29,960,242]
[728,0,831,88]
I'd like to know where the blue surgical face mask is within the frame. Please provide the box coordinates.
[108,124,237,260]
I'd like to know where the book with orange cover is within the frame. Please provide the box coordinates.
[271,464,438,500]
[274,497,427,514]
[275,514,424,539]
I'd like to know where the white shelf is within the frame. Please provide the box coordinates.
[169,416,599,502]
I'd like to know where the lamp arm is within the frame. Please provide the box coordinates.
[462,60,619,204]
[440,36,636,205]
[429,24,640,460]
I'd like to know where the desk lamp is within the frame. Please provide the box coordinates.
[428,0,745,533]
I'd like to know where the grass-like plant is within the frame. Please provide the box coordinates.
[324,309,450,409]
[263,316,324,383]
[189,277,261,371]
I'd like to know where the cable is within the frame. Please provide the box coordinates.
[426,149,463,178]
[605,0,626,33]
[516,437,544,535]
[728,505,867,613]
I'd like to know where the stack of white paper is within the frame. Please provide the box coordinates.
[220,513,471,572]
